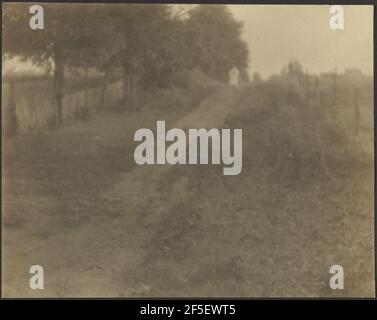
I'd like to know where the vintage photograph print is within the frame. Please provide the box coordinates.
[1,3,375,298]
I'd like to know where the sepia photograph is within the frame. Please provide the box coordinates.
[1,2,375,298]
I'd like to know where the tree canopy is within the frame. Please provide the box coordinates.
[2,3,250,122]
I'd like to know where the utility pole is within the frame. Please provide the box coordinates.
[331,67,337,106]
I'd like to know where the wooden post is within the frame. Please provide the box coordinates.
[53,45,65,125]
[99,70,108,111]
[7,80,17,137]
[83,66,89,118]
[331,67,337,106]
[122,58,129,105]
[314,76,319,97]
[129,73,134,109]
[353,86,360,136]
[305,70,309,100]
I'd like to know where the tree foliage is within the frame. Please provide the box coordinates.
[185,5,249,82]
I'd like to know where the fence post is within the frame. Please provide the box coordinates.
[7,80,18,137]
[331,67,337,106]
[305,71,309,101]
[83,66,89,118]
[99,70,108,111]
[353,86,360,136]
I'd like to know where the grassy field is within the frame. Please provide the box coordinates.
[2,75,123,133]
[2,77,374,297]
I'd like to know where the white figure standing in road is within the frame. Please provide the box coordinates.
[229,66,240,86]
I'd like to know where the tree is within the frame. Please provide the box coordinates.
[2,3,113,124]
[184,5,249,82]
[3,3,252,120]
[103,4,182,103]
[281,60,305,83]
[63,4,113,114]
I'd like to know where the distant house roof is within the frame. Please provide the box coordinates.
[230,66,239,74]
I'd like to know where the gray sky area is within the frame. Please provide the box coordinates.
[229,5,373,78]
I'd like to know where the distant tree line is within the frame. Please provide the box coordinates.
[3,4,249,125]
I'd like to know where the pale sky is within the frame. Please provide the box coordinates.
[228,5,373,78]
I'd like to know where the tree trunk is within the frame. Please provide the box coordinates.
[129,73,134,109]
[83,66,89,118]
[332,69,337,106]
[99,70,108,111]
[54,46,64,125]
[7,80,17,137]
[122,60,128,104]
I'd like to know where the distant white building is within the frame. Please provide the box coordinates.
[229,66,240,86]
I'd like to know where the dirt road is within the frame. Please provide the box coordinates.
[2,86,374,297]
